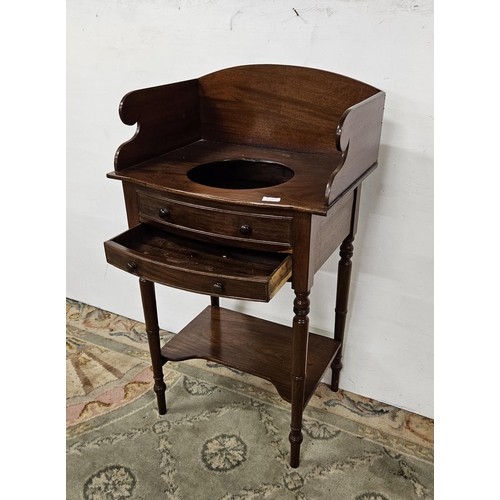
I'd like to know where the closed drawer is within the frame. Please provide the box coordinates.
[104,224,292,302]
[137,191,292,248]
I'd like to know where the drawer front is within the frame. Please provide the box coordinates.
[104,225,292,302]
[137,191,292,247]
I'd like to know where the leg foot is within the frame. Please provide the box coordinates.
[289,428,303,468]
[330,357,342,392]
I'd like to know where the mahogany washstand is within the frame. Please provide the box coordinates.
[104,65,385,467]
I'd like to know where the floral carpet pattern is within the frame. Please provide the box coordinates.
[66,299,433,500]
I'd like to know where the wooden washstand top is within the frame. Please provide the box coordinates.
[108,65,385,216]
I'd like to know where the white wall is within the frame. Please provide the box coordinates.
[67,0,433,418]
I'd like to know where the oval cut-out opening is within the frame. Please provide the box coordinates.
[187,159,294,190]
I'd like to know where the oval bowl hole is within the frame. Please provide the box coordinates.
[187,159,294,190]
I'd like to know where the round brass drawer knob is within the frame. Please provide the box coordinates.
[239,224,252,236]
[158,207,170,219]
[127,262,137,273]
[212,282,224,294]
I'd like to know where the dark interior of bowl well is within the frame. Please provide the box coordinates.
[187,159,294,190]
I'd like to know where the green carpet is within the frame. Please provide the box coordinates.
[66,299,433,500]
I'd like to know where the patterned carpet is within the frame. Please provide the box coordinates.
[66,299,433,500]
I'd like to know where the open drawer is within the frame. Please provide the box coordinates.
[104,224,292,302]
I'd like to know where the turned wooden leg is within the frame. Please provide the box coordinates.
[330,234,355,392]
[210,296,220,307]
[139,278,167,415]
[289,290,310,468]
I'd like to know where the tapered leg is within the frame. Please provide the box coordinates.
[330,234,355,392]
[289,290,310,468]
[139,278,167,414]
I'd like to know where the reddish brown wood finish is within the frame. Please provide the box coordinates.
[289,290,311,467]
[311,191,354,274]
[161,306,340,405]
[115,79,200,171]
[108,140,342,215]
[136,186,293,249]
[198,65,378,155]
[139,278,167,414]
[104,224,292,302]
[109,65,385,213]
[122,182,140,228]
[104,65,385,468]
[330,186,362,391]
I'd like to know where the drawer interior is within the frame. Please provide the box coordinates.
[105,224,292,301]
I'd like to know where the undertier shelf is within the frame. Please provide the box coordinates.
[161,306,341,405]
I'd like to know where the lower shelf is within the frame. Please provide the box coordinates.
[160,306,341,406]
